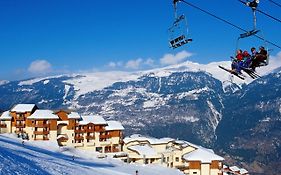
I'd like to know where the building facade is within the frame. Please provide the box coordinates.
[0,104,124,153]
[123,134,224,175]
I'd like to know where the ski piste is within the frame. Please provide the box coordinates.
[218,65,245,80]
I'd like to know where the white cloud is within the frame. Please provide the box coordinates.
[108,62,117,68]
[144,58,155,67]
[125,58,143,69]
[28,60,52,74]
[160,50,193,65]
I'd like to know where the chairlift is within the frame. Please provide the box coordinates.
[168,0,192,49]
[235,0,269,67]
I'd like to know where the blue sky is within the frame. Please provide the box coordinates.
[0,0,280,80]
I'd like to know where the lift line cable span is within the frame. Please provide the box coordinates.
[238,0,281,24]
[179,0,281,49]
[268,0,281,8]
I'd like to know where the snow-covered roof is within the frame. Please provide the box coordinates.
[28,110,59,120]
[128,144,159,158]
[229,166,240,172]
[174,140,199,149]
[11,104,36,113]
[105,121,124,131]
[0,111,12,120]
[240,168,248,174]
[68,112,81,119]
[124,134,174,145]
[79,115,107,125]
[182,148,224,163]
[57,135,68,139]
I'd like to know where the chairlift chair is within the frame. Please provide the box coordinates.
[168,0,192,49]
[168,15,192,49]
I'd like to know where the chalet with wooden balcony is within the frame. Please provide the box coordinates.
[0,104,124,154]
[26,109,59,141]
[10,104,37,134]
[54,110,81,146]
[0,111,12,133]
[104,121,124,152]
[182,148,224,175]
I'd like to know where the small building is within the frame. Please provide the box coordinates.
[182,147,224,175]
[123,134,224,175]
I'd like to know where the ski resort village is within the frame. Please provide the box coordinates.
[0,103,249,175]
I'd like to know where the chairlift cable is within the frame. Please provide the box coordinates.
[179,0,281,49]
[256,9,281,23]
[238,0,281,24]
[268,0,281,8]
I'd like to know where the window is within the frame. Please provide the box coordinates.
[96,147,102,153]
[163,157,166,163]
[193,172,197,174]
[145,159,149,164]
[167,157,169,162]
[175,157,179,162]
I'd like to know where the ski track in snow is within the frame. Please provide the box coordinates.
[0,134,184,175]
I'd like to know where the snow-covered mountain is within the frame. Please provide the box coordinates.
[1,60,281,174]
[0,60,280,144]
[0,134,183,175]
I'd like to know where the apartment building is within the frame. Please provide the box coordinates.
[123,134,224,175]
[0,104,124,153]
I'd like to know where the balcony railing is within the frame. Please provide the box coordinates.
[15,117,25,121]
[15,123,25,128]
[0,124,7,128]
[34,123,50,128]
[34,130,49,135]
[95,128,105,132]
[86,128,95,132]
[99,135,111,139]
[74,129,84,133]
[86,135,95,140]
[74,136,84,140]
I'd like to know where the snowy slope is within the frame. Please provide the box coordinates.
[0,134,183,175]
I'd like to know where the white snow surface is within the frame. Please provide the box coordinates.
[0,134,184,175]
[43,80,50,85]
[63,72,141,99]
[79,115,107,125]
[124,135,175,145]
[68,112,81,119]
[128,144,159,158]
[28,110,59,120]
[18,75,65,86]
[182,147,224,163]
[0,80,9,86]
[11,104,36,113]
[0,111,12,120]
[229,166,240,172]
[105,121,124,131]
[239,168,249,174]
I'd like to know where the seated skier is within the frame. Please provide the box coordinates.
[251,46,268,71]
[241,50,252,68]
[231,49,244,74]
